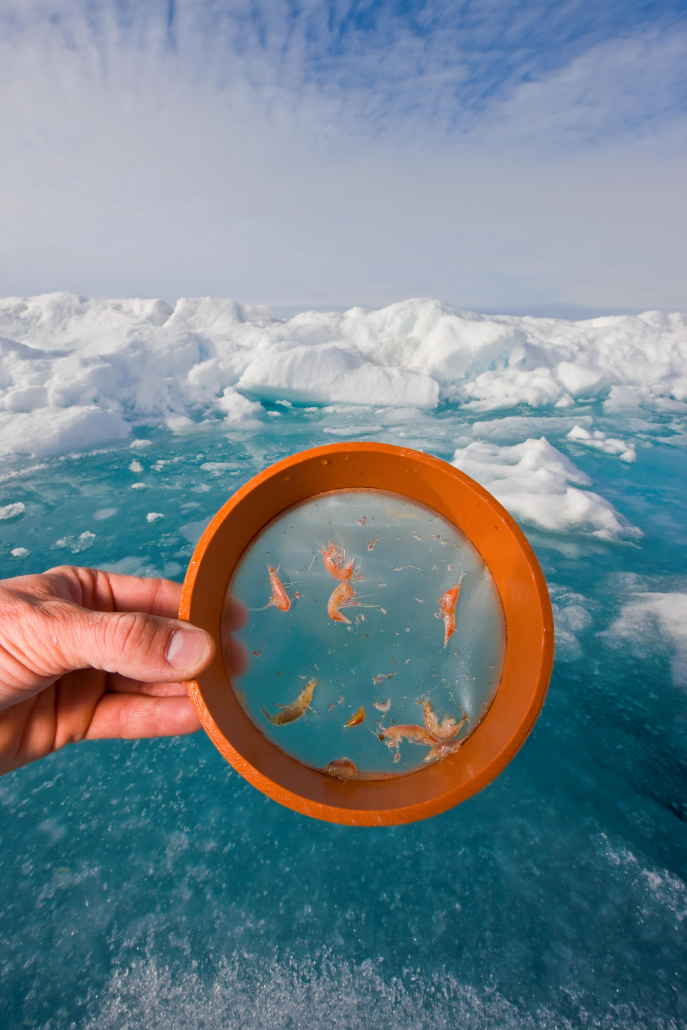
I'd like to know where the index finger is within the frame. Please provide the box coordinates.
[83,570,182,618]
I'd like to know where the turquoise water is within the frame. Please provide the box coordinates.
[230,489,505,777]
[0,403,685,1028]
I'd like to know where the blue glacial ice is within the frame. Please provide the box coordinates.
[0,293,685,1029]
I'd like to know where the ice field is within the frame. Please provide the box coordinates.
[0,294,686,1028]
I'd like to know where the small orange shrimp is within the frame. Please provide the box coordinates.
[327,580,355,623]
[345,707,366,728]
[417,699,467,740]
[322,541,355,581]
[436,572,464,647]
[251,565,293,612]
[367,537,378,551]
[380,724,437,750]
[324,758,358,778]
[261,678,319,725]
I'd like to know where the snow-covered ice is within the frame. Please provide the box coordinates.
[566,424,636,462]
[451,436,641,540]
[602,576,687,688]
[0,294,684,458]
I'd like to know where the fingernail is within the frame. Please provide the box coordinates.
[166,627,208,670]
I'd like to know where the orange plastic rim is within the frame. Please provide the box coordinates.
[180,442,554,825]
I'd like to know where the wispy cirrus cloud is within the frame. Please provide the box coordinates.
[0,1,685,311]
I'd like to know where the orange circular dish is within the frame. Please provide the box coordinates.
[180,442,554,825]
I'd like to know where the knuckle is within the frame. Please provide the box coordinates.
[104,612,155,662]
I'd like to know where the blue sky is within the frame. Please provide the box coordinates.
[0,0,685,313]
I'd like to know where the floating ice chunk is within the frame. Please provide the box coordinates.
[0,502,25,519]
[11,547,29,557]
[130,482,146,490]
[0,406,129,456]
[549,586,595,660]
[54,531,95,553]
[451,437,641,541]
[567,425,636,462]
[129,460,144,473]
[602,589,687,687]
[216,387,263,422]
[200,462,239,473]
[146,512,164,522]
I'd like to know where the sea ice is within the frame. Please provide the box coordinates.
[602,585,687,687]
[451,437,641,541]
[566,424,636,462]
[0,406,130,457]
[0,502,24,519]
[0,293,684,455]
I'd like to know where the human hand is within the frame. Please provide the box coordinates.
[0,565,244,775]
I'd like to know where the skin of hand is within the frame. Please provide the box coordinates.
[0,565,248,776]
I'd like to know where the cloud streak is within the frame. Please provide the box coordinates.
[0,0,685,310]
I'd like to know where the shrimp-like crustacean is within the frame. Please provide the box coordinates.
[261,678,320,726]
[327,579,356,623]
[250,565,293,612]
[378,700,468,764]
[416,699,468,741]
[321,541,357,581]
[379,724,438,750]
[435,572,465,647]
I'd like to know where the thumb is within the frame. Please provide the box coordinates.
[58,609,215,682]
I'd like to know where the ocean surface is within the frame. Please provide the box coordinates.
[0,296,686,1028]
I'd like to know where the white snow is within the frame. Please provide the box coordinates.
[451,437,641,541]
[566,425,636,462]
[54,531,95,553]
[0,406,130,457]
[0,502,25,519]
[146,512,164,522]
[602,587,687,687]
[0,292,684,455]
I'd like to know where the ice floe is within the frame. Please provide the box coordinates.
[0,406,130,456]
[0,502,24,519]
[548,585,596,660]
[601,578,687,687]
[0,293,684,455]
[451,437,641,541]
[566,424,636,462]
